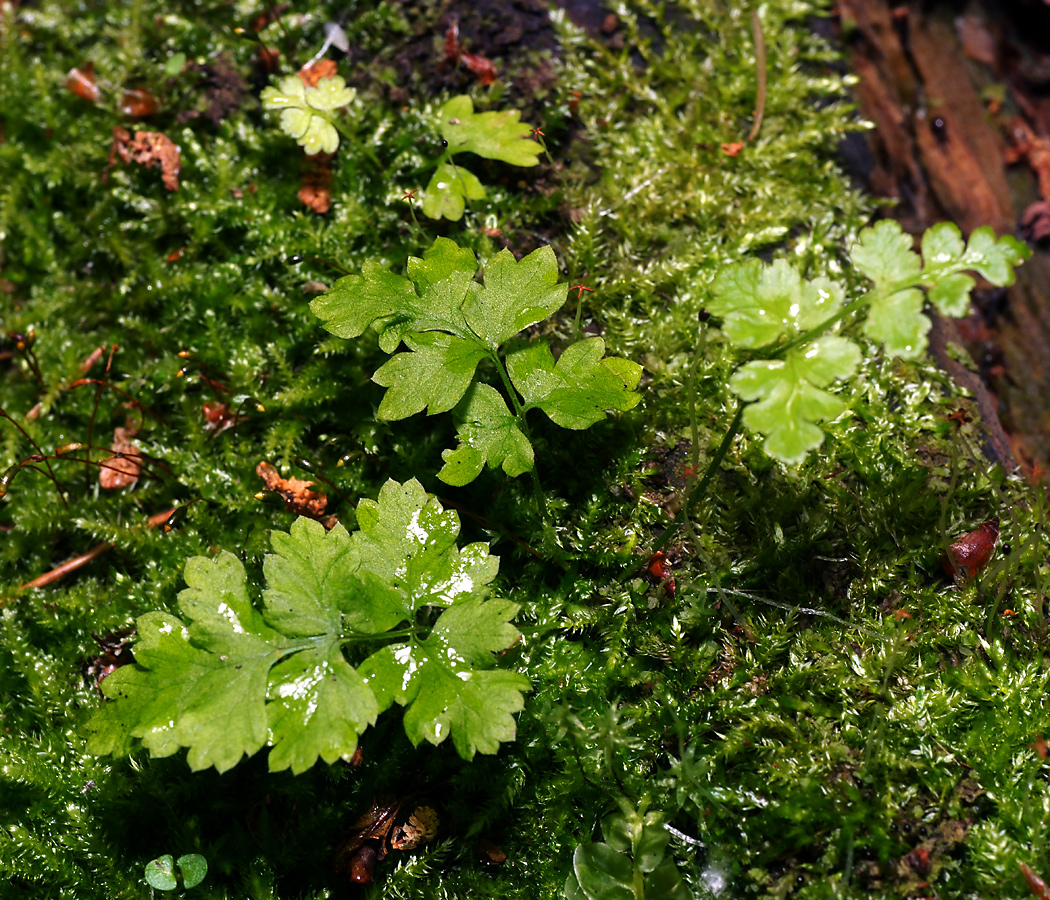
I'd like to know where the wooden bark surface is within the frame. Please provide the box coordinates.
[840,0,1050,471]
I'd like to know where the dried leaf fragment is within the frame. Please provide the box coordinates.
[299,58,338,88]
[390,806,439,850]
[111,127,181,191]
[120,88,159,117]
[256,461,327,517]
[65,62,100,103]
[299,152,333,213]
[99,425,142,490]
[202,401,241,434]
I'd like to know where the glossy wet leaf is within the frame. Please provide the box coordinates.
[177,854,208,890]
[422,160,486,221]
[349,478,499,622]
[570,843,634,900]
[440,383,534,485]
[359,594,529,758]
[373,333,487,420]
[507,337,642,429]
[863,287,929,359]
[312,238,633,485]
[708,258,846,348]
[850,219,921,289]
[88,481,520,772]
[465,246,567,346]
[145,856,177,891]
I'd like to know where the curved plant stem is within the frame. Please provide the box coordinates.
[631,403,744,574]
[747,9,766,143]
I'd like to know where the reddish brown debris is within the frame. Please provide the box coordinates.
[85,629,135,694]
[299,152,333,214]
[256,461,328,518]
[119,88,159,117]
[111,127,181,191]
[644,551,676,596]
[99,425,142,490]
[720,142,744,157]
[202,401,241,435]
[443,19,498,86]
[1021,862,1050,900]
[65,62,100,103]
[299,58,338,87]
[942,518,1000,581]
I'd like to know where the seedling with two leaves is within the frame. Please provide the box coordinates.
[88,478,529,774]
[144,854,207,892]
[311,237,641,487]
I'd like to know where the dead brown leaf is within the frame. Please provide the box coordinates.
[299,58,338,88]
[111,127,181,191]
[256,461,328,518]
[99,425,142,490]
[721,141,744,157]
[299,152,333,213]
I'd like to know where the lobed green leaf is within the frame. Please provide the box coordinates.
[360,594,528,758]
[437,94,542,167]
[729,336,860,465]
[507,337,642,429]
[850,219,921,289]
[88,480,521,773]
[422,160,486,221]
[440,383,535,486]
[708,258,845,349]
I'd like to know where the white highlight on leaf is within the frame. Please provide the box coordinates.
[406,509,430,544]
[216,602,245,633]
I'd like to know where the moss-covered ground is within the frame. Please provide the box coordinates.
[2,1,1049,897]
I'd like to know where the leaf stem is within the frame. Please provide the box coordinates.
[487,348,551,525]
[632,403,744,573]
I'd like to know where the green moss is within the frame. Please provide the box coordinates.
[1,1,1047,898]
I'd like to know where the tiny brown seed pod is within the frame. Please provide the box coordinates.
[65,63,100,103]
[942,517,1000,580]
[348,845,377,884]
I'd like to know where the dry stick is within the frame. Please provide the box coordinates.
[747,9,767,143]
[19,507,176,591]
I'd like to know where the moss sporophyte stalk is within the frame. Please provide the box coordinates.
[3,1,1049,898]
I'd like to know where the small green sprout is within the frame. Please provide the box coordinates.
[260,73,356,155]
[144,853,207,891]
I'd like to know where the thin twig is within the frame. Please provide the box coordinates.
[747,9,766,143]
[19,507,176,591]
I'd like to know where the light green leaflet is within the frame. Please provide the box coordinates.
[87,479,527,774]
[708,220,1029,464]
[423,95,543,221]
[261,73,356,155]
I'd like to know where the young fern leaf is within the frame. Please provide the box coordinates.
[260,74,356,155]
[708,220,1030,465]
[851,219,1029,359]
[87,479,526,774]
[708,260,860,464]
[423,95,542,221]
[311,238,641,486]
